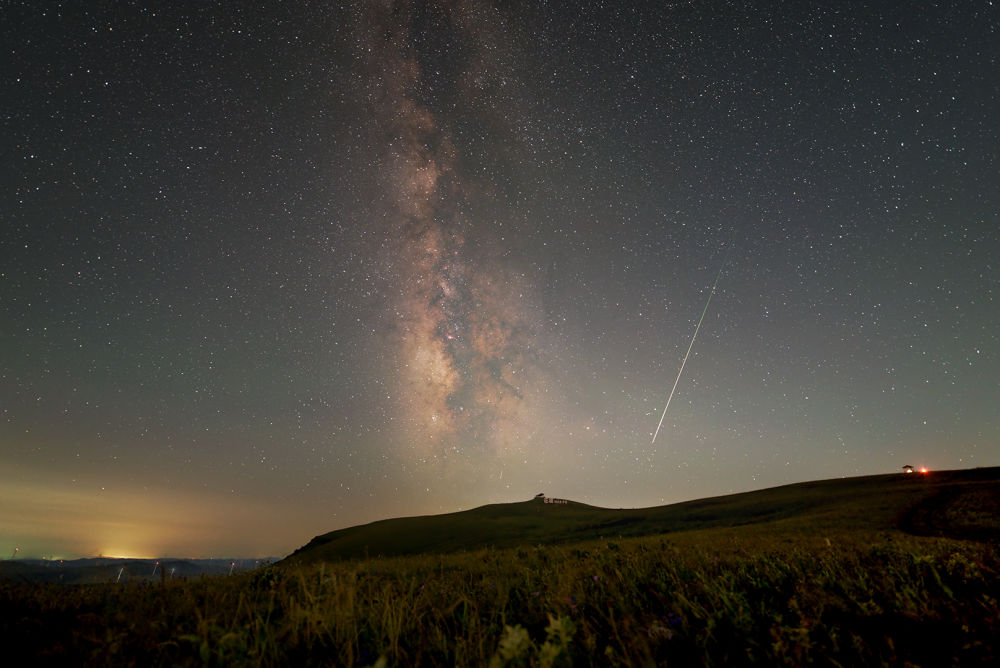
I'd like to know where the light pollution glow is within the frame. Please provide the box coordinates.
[0,474,295,559]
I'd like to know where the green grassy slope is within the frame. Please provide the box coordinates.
[285,467,1000,564]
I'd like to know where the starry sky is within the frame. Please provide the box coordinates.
[2,1,997,559]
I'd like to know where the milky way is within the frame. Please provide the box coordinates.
[350,2,546,462]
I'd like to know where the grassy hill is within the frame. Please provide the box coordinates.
[286,466,1000,564]
[4,466,998,666]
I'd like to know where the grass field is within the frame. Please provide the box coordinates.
[287,469,983,564]
[3,468,998,666]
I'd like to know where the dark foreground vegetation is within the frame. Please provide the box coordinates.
[3,469,998,666]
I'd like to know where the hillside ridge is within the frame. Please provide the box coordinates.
[286,467,1000,564]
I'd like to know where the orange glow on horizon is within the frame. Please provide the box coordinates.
[0,474,298,559]
[101,552,156,560]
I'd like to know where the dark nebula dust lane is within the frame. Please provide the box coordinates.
[1,0,997,557]
[350,1,545,456]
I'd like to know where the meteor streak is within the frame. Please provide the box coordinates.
[651,258,728,444]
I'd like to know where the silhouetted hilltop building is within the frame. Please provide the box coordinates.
[534,493,568,504]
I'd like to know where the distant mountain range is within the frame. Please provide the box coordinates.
[286,466,1000,564]
[0,557,277,584]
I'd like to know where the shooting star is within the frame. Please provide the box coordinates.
[651,257,728,444]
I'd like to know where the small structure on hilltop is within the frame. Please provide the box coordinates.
[534,493,569,505]
[902,465,914,473]
[534,492,545,499]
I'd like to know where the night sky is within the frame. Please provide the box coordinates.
[3,1,997,559]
